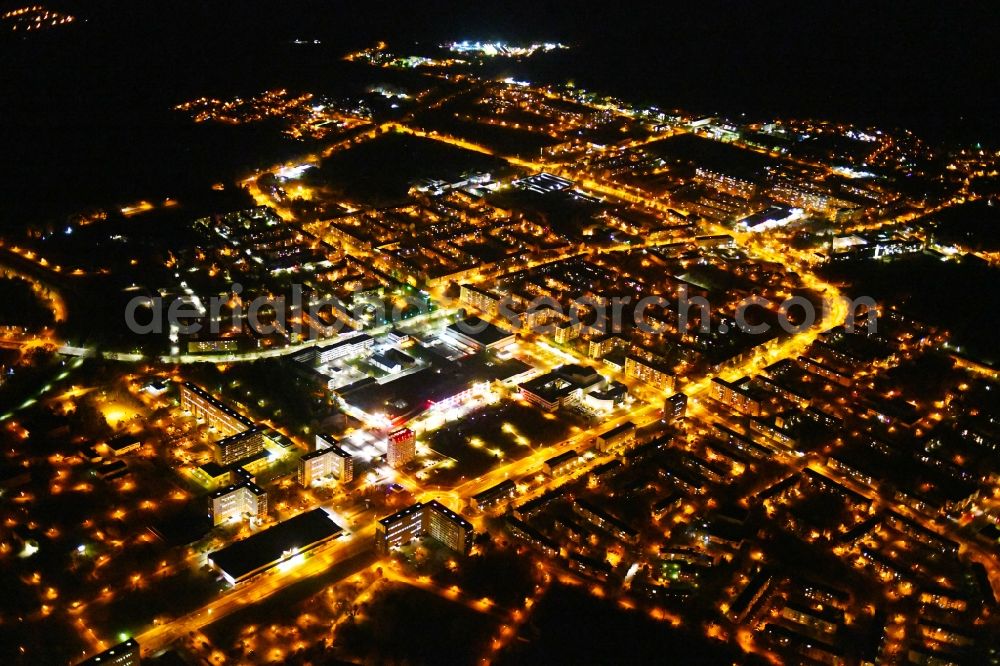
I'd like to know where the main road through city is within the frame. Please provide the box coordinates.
[135,230,852,659]
[34,87,995,660]
[136,524,376,656]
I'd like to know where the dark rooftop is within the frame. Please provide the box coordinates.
[208,508,343,582]
[446,316,515,347]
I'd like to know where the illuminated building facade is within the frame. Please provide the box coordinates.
[459,283,502,316]
[179,382,254,437]
[695,166,758,199]
[375,502,424,553]
[187,338,239,354]
[424,500,473,554]
[710,377,763,417]
[77,639,140,666]
[192,461,232,490]
[552,319,582,343]
[209,480,267,526]
[445,317,516,352]
[375,500,473,554]
[298,441,354,486]
[214,427,265,466]
[208,509,342,584]
[587,335,620,359]
[316,333,374,365]
[543,449,582,477]
[595,421,636,453]
[471,479,517,511]
[387,427,416,468]
[624,354,676,391]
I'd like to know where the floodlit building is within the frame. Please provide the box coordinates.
[179,382,254,436]
[471,479,517,511]
[375,502,425,553]
[424,500,473,554]
[552,319,582,344]
[214,427,265,466]
[514,172,573,194]
[460,284,502,316]
[105,434,141,457]
[519,364,605,412]
[187,338,239,354]
[710,377,763,417]
[543,450,582,477]
[209,480,267,526]
[375,500,473,554]
[370,349,415,374]
[316,333,374,365]
[298,443,354,486]
[734,204,803,232]
[191,461,232,490]
[583,381,628,412]
[624,353,676,391]
[595,421,636,453]
[387,427,416,468]
[587,335,620,359]
[208,508,343,584]
[695,234,735,249]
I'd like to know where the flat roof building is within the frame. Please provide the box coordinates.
[376,502,425,553]
[339,352,531,423]
[209,480,267,526]
[76,639,140,666]
[424,500,473,555]
[583,381,628,412]
[387,427,416,469]
[543,450,582,477]
[514,172,573,194]
[519,364,605,412]
[105,434,141,457]
[624,354,676,391]
[317,333,374,365]
[214,427,265,466]
[208,508,343,584]
[370,348,416,374]
[298,442,354,486]
[595,421,636,453]
[459,284,502,317]
[471,479,517,511]
[192,460,231,490]
[665,392,687,422]
[445,316,515,352]
[710,377,764,417]
[376,500,473,555]
[180,381,254,436]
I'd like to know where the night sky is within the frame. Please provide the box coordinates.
[2,1,998,222]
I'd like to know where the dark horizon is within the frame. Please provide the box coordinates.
[3,1,997,133]
[3,1,999,224]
